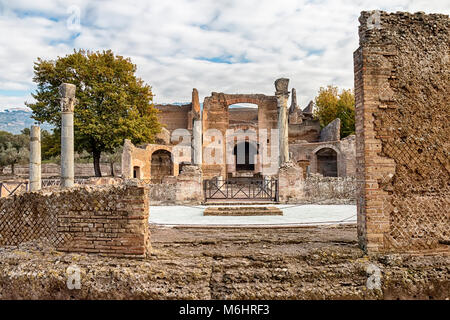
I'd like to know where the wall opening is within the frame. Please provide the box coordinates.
[233,141,258,172]
[133,166,141,179]
[151,150,173,182]
[316,148,338,177]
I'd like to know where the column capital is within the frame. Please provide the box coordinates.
[59,83,77,112]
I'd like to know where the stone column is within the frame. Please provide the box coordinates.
[191,88,202,166]
[29,125,41,191]
[60,83,77,188]
[275,78,290,165]
[121,139,134,179]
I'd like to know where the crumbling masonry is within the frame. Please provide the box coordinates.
[355,11,449,253]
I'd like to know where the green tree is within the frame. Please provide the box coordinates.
[0,142,29,175]
[313,85,355,138]
[101,146,122,177]
[27,49,161,176]
[41,129,61,161]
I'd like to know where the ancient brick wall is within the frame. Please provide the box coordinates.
[121,140,179,180]
[288,119,321,143]
[229,107,258,125]
[289,136,356,178]
[155,104,192,131]
[0,184,150,258]
[354,11,449,253]
[202,93,278,179]
[148,165,203,205]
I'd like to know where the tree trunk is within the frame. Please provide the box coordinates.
[110,162,115,177]
[93,150,102,177]
[11,163,15,175]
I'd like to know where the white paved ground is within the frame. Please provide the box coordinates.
[149,204,357,226]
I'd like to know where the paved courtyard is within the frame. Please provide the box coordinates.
[149,204,357,226]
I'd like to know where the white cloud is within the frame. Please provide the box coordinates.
[0,0,448,111]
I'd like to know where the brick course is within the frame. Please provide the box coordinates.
[0,184,150,258]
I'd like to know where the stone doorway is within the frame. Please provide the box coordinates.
[151,149,173,183]
[316,148,338,177]
[233,141,258,172]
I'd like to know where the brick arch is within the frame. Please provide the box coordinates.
[149,147,179,178]
[202,92,278,179]
[148,146,171,155]
[223,94,272,107]
[312,144,341,156]
[310,145,342,177]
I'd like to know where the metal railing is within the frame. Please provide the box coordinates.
[204,178,278,202]
[0,181,29,197]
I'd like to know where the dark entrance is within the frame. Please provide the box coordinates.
[234,141,257,171]
[316,148,338,177]
[151,150,173,183]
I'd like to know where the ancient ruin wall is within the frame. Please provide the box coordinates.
[354,11,449,253]
[0,184,150,258]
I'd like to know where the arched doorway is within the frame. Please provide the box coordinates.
[151,150,173,182]
[316,148,338,177]
[233,141,258,172]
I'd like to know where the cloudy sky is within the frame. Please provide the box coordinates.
[0,0,448,111]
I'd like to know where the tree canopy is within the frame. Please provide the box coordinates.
[27,49,161,176]
[313,85,355,138]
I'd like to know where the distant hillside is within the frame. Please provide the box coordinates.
[0,108,53,134]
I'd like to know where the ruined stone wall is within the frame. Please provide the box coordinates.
[148,165,203,205]
[2,163,121,178]
[202,93,278,179]
[320,118,341,142]
[121,140,179,180]
[0,184,150,258]
[278,162,304,203]
[289,136,356,178]
[304,175,356,204]
[155,104,192,132]
[288,119,321,143]
[354,11,449,253]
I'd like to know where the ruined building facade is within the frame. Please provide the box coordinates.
[122,80,356,182]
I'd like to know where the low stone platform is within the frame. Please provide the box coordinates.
[204,206,283,216]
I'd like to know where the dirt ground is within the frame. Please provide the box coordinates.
[0,224,448,299]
